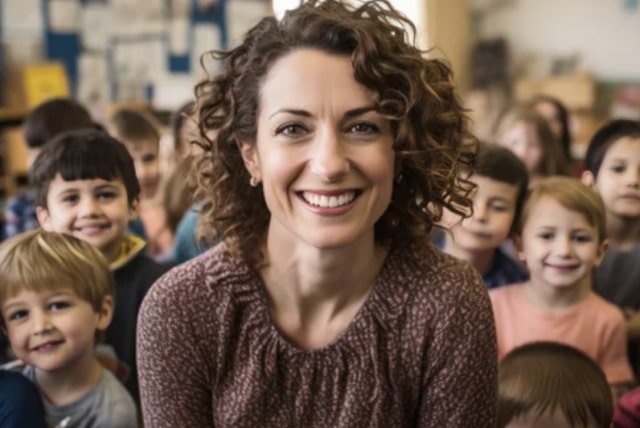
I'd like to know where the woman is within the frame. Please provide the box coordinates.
[137,1,497,426]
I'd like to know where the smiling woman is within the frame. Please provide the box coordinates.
[137,1,498,426]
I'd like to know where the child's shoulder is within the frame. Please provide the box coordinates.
[97,369,138,424]
[586,292,625,320]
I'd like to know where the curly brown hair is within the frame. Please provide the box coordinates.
[193,0,476,265]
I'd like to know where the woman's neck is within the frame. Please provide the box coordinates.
[443,238,495,275]
[524,277,591,311]
[261,223,388,349]
[607,214,640,250]
[34,355,103,406]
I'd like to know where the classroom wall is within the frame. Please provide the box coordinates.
[478,0,640,82]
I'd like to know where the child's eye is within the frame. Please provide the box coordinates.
[62,194,79,204]
[347,122,379,135]
[7,309,28,321]
[49,301,71,311]
[142,153,157,164]
[572,234,593,243]
[275,123,308,137]
[537,232,554,240]
[611,165,626,173]
[97,191,117,200]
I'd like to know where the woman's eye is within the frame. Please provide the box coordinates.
[276,123,307,136]
[348,122,379,134]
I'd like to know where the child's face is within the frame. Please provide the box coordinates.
[519,196,606,290]
[1,288,112,374]
[500,122,542,178]
[36,175,138,262]
[589,136,640,220]
[126,141,161,200]
[446,175,519,253]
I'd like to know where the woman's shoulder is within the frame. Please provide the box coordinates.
[146,242,254,303]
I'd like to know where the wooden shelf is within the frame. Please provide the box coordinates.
[0,107,27,126]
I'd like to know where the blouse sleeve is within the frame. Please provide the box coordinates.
[417,266,498,427]
[137,270,215,427]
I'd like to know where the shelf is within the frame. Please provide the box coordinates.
[0,107,27,126]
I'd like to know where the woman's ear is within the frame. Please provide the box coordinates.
[236,139,261,183]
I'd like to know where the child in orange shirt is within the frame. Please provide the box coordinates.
[490,176,634,395]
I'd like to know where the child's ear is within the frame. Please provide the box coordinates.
[594,239,609,267]
[581,170,596,188]
[128,196,140,221]
[236,139,261,184]
[96,295,114,331]
[512,235,526,263]
[35,206,53,231]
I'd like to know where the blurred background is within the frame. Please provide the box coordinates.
[0,0,639,199]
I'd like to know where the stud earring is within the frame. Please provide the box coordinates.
[250,176,259,187]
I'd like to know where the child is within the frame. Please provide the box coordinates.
[582,120,640,335]
[0,230,137,427]
[437,143,529,288]
[490,176,634,393]
[107,108,173,261]
[499,341,613,428]
[30,129,167,404]
[496,105,571,184]
[3,98,95,240]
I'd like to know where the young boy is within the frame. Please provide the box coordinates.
[491,177,634,395]
[0,230,137,427]
[437,143,529,288]
[107,109,172,261]
[499,341,613,428]
[30,129,167,404]
[3,98,95,241]
[581,119,640,371]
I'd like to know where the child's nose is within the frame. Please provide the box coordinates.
[554,236,571,255]
[32,311,53,335]
[473,202,488,223]
[78,197,100,216]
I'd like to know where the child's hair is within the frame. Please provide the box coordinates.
[584,119,640,177]
[171,100,196,154]
[528,94,572,161]
[163,156,195,234]
[30,129,141,208]
[475,142,529,234]
[0,230,114,329]
[496,105,570,177]
[520,176,606,242]
[23,98,95,149]
[108,108,161,150]
[499,341,613,428]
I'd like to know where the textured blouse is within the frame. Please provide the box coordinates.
[137,243,497,427]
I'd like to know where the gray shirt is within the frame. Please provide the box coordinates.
[594,242,640,309]
[23,366,138,428]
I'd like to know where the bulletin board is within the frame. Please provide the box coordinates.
[0,0,271,110]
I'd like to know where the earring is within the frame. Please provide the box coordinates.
[250,176,259,187]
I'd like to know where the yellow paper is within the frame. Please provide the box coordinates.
[23,62,70,108]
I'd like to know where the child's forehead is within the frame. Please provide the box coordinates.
[123,138,159,153]
[603,136,640,159]
[2,286,82,308]
[50,173,125,189]
[471,175,520,199]
[527,196,595,227]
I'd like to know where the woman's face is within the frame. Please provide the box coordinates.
[239,48,395,251]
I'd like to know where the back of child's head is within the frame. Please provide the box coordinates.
[30,129,140,208]
[163,156,195,234]
[499,341,613,428]
[0,230,114,326]
[23,98,94,149]
[475,142,529,233]
[584,119,640,177]
[496,105,569,177]
[520,176,606,242]
[107,108,160,150]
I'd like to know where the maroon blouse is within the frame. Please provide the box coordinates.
[137,243,497,427]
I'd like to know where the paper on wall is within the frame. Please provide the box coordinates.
[111,0,166,36]
[112,38,166,100]
[226,0,270,49]
[0,0,44,38]
[81,3,111,51]
[153,72,197,111]
[48,0,80,33]
[170,0,192,17]
[77,53,110,106]
[169,17,190,55]
[191,24,222,78]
